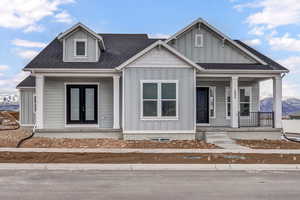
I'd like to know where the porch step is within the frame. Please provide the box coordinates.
[205,131,250,149]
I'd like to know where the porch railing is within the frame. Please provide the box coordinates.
[238,112,274,128]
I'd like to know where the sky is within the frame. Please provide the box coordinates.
[0,0,300,99]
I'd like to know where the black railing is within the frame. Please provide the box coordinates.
[238,112,274,128]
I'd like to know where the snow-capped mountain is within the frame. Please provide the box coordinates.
[260,97,300,116]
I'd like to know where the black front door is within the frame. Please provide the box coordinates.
[66,85,98,124]
[196,87,209,124]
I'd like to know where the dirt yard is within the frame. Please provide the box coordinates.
[0,128,218,149]
[236,139,300,149]
[0,152,300,164]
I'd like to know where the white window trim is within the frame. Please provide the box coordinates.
[33,93,36,114]
[239,86,252,119]
[225,86,252,119]
[140,80,179,120]
[74,39,87,57]
[196,86,216,120]
[64,82,100,128]
[195,34,203,48]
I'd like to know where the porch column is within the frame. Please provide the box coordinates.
[231,76,239,128]
[35,74,44,129]
[113,75,120,129]
[273,76,282,128]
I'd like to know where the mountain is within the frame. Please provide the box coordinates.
[260,97,300,116]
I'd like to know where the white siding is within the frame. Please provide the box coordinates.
[169,25,256,64]
[44,77,113,129]
[20,89,35,125]
[123,47,195,132]
[64,29,99,62]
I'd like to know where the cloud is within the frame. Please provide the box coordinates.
[244,39,261,46]
[0,65,9,71]
[278,56,300,73]
[260,79,300,99]
[267,33,300,52]
[54,10,73,24]
[23,25,45,33]
[0,0,75,32]
[0,71,29,95]
[248,26,265,36]
[17,50,39,59]
[236,0,300,29]
[12,39,47,48]
[149,33,171,39]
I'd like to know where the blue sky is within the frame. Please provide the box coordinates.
[0,0,299,98]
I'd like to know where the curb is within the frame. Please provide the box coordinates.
[1,148,300,154]
[0,164,300,171]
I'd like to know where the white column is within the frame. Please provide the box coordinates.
[231,76,239,128]
[273,76,282,128]
[113,75,120,129]
[35,74,44,129]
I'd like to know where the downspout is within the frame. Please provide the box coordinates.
[16,123,36,148]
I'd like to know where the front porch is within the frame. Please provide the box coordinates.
[195,74,282,129]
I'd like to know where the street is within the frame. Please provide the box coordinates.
[0,170,299,200]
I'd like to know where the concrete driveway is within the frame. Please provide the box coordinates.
[0,170,299,200]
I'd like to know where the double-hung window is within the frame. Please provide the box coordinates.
[225,87,251,118]
[142,81,178,119]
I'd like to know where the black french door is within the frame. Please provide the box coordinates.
[66,85,98,124]
[196,87,209,124]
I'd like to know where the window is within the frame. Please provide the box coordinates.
[74,39,87,56]
[209,87,216,118]
[225,88,231,118]
[225,87,251,118]
[141,81,178,119]
[195,34,203,47]
[239,87,251,117]
[33,93,36,114]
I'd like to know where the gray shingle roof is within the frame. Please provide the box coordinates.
[18,35,288,88]
[16,76,35,88]
[24,34,159,69]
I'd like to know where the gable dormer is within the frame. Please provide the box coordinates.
[166,18,266,65]
[58,23,105,62]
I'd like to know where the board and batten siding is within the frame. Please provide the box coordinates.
[169,25,256,64]
[196,80,260,126]
[43,77,113,129]
[20,89,35,125]
[63,29,99,62]
[123,46,195,132]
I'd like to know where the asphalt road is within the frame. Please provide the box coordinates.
[0,170,300,200]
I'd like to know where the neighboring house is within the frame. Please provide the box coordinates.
[289,111,300,119]
[17,18,288,140]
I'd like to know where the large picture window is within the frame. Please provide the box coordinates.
[225,87,251,118]
[141,81,178,119]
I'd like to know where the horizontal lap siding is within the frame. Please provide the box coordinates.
[44,77,113,129]
[196,80,259,126]
[20,89,35,125]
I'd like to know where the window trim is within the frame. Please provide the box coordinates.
[140,80,179,120]
[209,86,216,119]
[225,86,252,119]
[195,34,203,48]
[74,39,87,57]
[33,93,36,114]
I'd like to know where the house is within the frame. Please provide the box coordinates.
[17,18,288,140]
[289,111,300,119]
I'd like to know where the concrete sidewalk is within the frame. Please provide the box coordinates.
[1,147,300,154]
[0,163,300,171]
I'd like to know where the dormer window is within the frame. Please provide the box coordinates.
[74,39,87,57]
[195,34,203,47]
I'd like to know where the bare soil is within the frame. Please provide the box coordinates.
[0,129,218,149]
[236,139,300,149]
[0,152,300,164]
